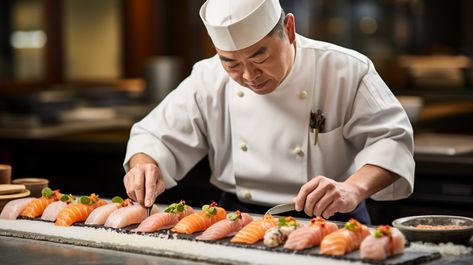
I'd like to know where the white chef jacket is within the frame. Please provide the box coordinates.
[124,34,415,206]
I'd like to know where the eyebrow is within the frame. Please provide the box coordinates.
[218,47,267,62]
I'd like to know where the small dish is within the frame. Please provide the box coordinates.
[393,215,473,245]
[12,178,49,198]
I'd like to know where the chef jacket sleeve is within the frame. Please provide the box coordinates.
[123,74,209,189]
[344,60,415,201]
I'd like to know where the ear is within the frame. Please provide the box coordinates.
[284,13,296,44]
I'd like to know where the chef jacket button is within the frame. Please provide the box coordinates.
[237,91,245,97]
[298,90,308,99]
[240,143,248,152]
[243,190,252,200]
[294,146,304,157]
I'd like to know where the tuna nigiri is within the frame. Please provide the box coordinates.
[196,210,253,241]
[360,225,405,260]
[0,197,35,220]
[20,188,61,218]
[264,216,300,247]
[231,214,278,244]
[133,200,194,233]
[320,218,370,256]
[104,203,158,229]
[55,194,107,226]
[85,197,133,225]
[171,202,226,234]
[284,216,338,250]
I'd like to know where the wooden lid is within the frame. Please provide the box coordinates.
[0,184,26,195]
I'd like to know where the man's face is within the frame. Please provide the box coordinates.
[216,15,296,95]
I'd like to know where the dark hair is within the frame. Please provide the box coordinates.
[267,10,286,40]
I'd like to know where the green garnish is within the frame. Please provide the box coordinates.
[344,222,355,230]
[202,201,218,217]
[79,196,91,204]
[374,225,392,238]
[60,194,75,204]
[111,196,124,203]
[164,200,187,214]
[278,216,298,227]
[374,229,383,238]
[41,187,53,198]
[227,211,241,221]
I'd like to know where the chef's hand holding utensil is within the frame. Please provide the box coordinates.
[124,153,165,208]
[293,175,362,219]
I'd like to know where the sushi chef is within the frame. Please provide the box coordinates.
[123,0,414,224]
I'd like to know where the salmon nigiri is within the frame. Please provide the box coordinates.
[104,203,158,229]
[360,225,405,260]
[264,216,300,247]
[196,210,253,241]
[171,202,226,234]
[284,216,338,250]
[20,188,61,218]
[55,194,107,226]
[133,200,194,232]
[320,218,370,256]
[85,197,133,225]
[231,214,278,244]
[0,197,35,220]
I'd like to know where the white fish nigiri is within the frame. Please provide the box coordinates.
[360,225,405,260]
[85,203,122,225]
[40,201,68,222]
[0,197,35,220]
[104,204,158,228]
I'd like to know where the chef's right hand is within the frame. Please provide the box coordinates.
[123,153,165,207]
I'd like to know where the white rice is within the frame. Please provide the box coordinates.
[409,242,472,257]
[0,219,367,265]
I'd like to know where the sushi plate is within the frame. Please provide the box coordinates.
[0,218,441,265]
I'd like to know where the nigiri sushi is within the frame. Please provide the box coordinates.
[55,194,107,226]
[360,225,405,260]
[196,210,253,241]
[231,214,278,244]
[0,197,35,220]
[20,188,61,218]
[133,200,194,232]
[171,202,226,234]
[264,216,300,247]
[284,216,338,250]
[84,196,131,225]
[41,194,75,222]
[104,203,158,229]
[320,218,369,256]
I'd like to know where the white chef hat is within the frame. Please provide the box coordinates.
[199,0,282,51]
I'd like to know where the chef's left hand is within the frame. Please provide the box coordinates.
[293,175,363,218]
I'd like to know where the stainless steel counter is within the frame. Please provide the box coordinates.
[0,236,212,265]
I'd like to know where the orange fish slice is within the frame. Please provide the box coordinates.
[231,214,278,244]
[171,202,226,234]
[320,218,369,256]
[55,194,107,226]
[20,188,61,218]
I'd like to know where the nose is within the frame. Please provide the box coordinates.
[242,63,261,82]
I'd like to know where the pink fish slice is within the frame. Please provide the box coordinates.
[133,200,194,232]
[196,211,253,241]
[0,197,35,220]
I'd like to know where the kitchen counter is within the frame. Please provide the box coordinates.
[0,235,471,265]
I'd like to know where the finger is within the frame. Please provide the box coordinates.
[133,170,146,206]
[322,200,337,219]
[123,171,137,201]
[313,190,337,217]
[144,166,158,207]
[295,177,321,211]
[304,188,325,216]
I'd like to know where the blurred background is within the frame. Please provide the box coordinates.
[0,0,472,224]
